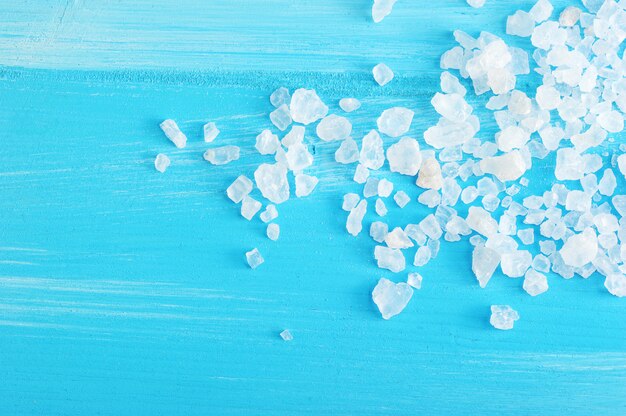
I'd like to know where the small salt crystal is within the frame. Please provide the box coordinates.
[466,0,485,8]
[270,87,290,108]
[377,107,414,137]
[203,146,240,165]
[245,248,264,269]
[507,11,535,37]
[598,169,617,196]
[289,89,328,125]
[560,228,598,268]
[385,227,413,249]
[523,269,549,296]
[295,174,318,197]
[285,143,313,171]
[260,204,278,223]
[394,191,410,208]
[372,278,412,320]
[618,155,626,179]
[363,177,380,198]
[414,246,431,266]
[501,250,532,277]
[346,200,367,236]
[420,214,443,240]
[279,329,293,341]
[604,274,626,297]
[517,228,534,245]
[407,272,423,289]
[160,119,187,149]
[316,114,352,141]
[241,195,262,220]
[559,6,580,26]
[203,122,220,143]
[370,221,389,243]
[254,163,290,204]
[282,125,305,147]
[377,179,394,198]
[354,164,370,184]
[472,245,500,288]
[495,126,530,152]
[334,138,360,164]
[227,175,253,203]
[431,93,473,123]
[372,0,397,23]
[342,193,360,211]
[529,0,553,22]
[479,150,527,182]
[255,130,281,155]
[386,137,422,175]
[154,154,170,173]
[375,198,387,216]
[270,104,292,131]
[418,189,441,208]
[374,246,406,273]
[490,305,519,330]
[372,63,395,86]
[359,130,385,170]
[339,98,361,113]
[266,223,280,241]
[416,158,443,190]
[466,206,498,237]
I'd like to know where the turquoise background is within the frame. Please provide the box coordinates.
[1,1,625,414]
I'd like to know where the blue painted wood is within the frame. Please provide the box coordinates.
[1,1,626,415]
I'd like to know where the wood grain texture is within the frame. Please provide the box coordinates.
[1,1,626,415]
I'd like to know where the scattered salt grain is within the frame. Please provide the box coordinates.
[377,107,414,137]
[466,0,485,8]
[472,245,500,287]
[160,119,187,149]
[377,179,394,198]
[255,130,280,155]
[490,305,519,330]
[270,87,290,108]
[372,278,412,320]
[246,248,264,269]
[385,227,413,249]
[241,195,262,220]
[295,173,318,197]
[154,154,170,173]
[407,272,423,289]
[269,104,292,131]
[266,223,280,241]
[386,137,422,175]
[394,191,410,208]
[413,246,432,266]
[227,175,253,203]
[260,204,278,223]
[279,329,293,341]
[559,228,598,268]
[372,63,394,86]
[374,246,406,273]
[360,130,385,170]
[289,89,328,125]
[254,163,290,204]
[316,114,352,141]
[339,98,361,113]
[354,164,370,184]
[203,122,220,143]
[343,193,360,211]
[370,221,389,243]
[346,200,368,236]
[203,146,240,165]
[375,198,388,216]
[523,269,549,296]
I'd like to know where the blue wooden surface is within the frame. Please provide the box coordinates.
[1,1,626,415]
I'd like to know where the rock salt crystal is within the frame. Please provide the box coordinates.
[386,137,422,175]
[372,278,412,320]
[227,175,253,203]
[335,138,360,164]
[431,93,473,123]
[160,119,187,149]
[407,272,423,289]
[385,227,413,249]
[466,206,498,237]
[560,228,598,268]
[342,193,360,211]
[254,163,290,204]
[203,146,240,165]
[316,114,352,141]
[501,250,532,277]
[490,305,519,330]
[377,179,394,198]
[480,150,527,182]
[154,154,170,173]
[377,107,414,137]
[255,130,280,155]
[266,223,280,241]
[241,195,262,220]
[246,248,264,269]
[282,125,305,147]
[279,329,293,341]
[270,104,292,131]
[346,200,367,236]
[394,191,410,208]
[359,130,385,170]
[339,98,361,113]
[507,11,535,37]
[203,122,220,143]
[354,164,370,184]
[295,174,319,197]
[372,0,397,23]
[370,221,388,243]
[285,142,314,171]
[466,0,485,8]
[372,63,394,86]
[472,245,500,288]
[374,246,406,272]
[523,269,548,296]
[604,274,626,297]
[260,204,278,223]
[289,89,328,125]
[270,87,290,108]
[375,198,387,216]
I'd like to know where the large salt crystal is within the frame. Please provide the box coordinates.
[260,204,278,223]
[370,221,388,243]
[377,179,394,197]
[154,154,170,173]
[245,248,264,269]
[479,150,527,181]
[346,200,367,236]
[472,245,500,288]
[529,0,553,22]
[374,246,406,273]
[604,274,626,297]
[394,191,410,208]
[254,163,290,204]
[508,90,531,115]
[285,142,313,171]
[506,10,535,37]
[565,190,591,212]
[466,206,498,237]
[289,89,328,125]
[536,85,561,110]
[385,227,414,249]
[295,173,318,197]
[316,115,352,141]
[372,278,412,320]
[282,125,305,147]
[241,195,262,220]
[495,126,530,152]
[335,138,360,164]
[227,175,253,203]
[531,21,566,50]
[160,119,187,149]
[270,104,292,131]
[342,193,360,211]
[560,228,598,267]
[375,198,387,216]
[597,111,624,133]
[501,250,532,277]
[270,87,290,108]
[377,107,414,137]
[266,223,280,241]
[363,177,380,198]
[559,6,580,27]
[255,130,280,155]
[372,63,394,86]
[203,146,240,165]
[359,130,385,170]
[386,137,422,175]
[339,98,361,113]
[431,93,473,123]
[490,305,519,330]
[555,148,584,181]
[203,122,220,143]
[441,72,467,96]
[416,158,443,190]
[466,0,485,8]
[413,246,431,266]
[420,214,443,240]
[424,117,477,149]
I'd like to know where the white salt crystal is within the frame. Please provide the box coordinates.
[374,246,406,273]
[532,254,551,273]
[160,119,187,149]
[431,93,473,123]
[154,153,170,173]
[508,90,532,115]
[466,206,498,237]
[531,21,566,51]
[372,0,397,23]
[227,175,253,203]
[496,126,530,152]
[372,63,394,86]
[598,169,617,196]
[316,114,352,141]
[270,87,290,108]
[501,250,532,277]
[441,72,466,96]
[285,143,314,171]
[418,189,441,208]
[279,329,293,341]
[289,89,328,125]
[560,228,598,267]
[241,195,262,220]
[472,245,500,288]
[385,227,413,249]
[255,130,280,155]
[246,248,264,269]
[536,85,561,110]
[394,191,410,208]
[295,174,318,197]
[346,200,367,236]
[424,117,477,149]
[266,223,280,241]
[507,10,535,37]
[517,228,534,245]
[270,104,292,131]
[343,193,360,211]
[555,148,584,181]
[359,130,385,170]
[597,111,624,133]
[282,125,305,147]
[466,0,485,8]
[490,305,520,330]
[565,190,591,212]
[370,221,388,243]
[407,273,423,289]
[420,214,443,240]
[203,122,220,143]
[377,107,414,137]
[618,155,626,179]
[260,204,278,223]
[372,278,412,320]
[417,158,443,190]
[363,177,380,198]
[339,98,361,113]
[529,0,553,22]
[354,164,370,184]
[559,6,580,27]
[479,150,527,182]
[414,246,431,266]
[377,179,394,198]
[604,274,626,297]
[386,137,422,175]
[254,163,290,204]
[203,146,240,165]
[375,198,387,216]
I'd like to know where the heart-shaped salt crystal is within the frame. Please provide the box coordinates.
[372,278,413,320]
